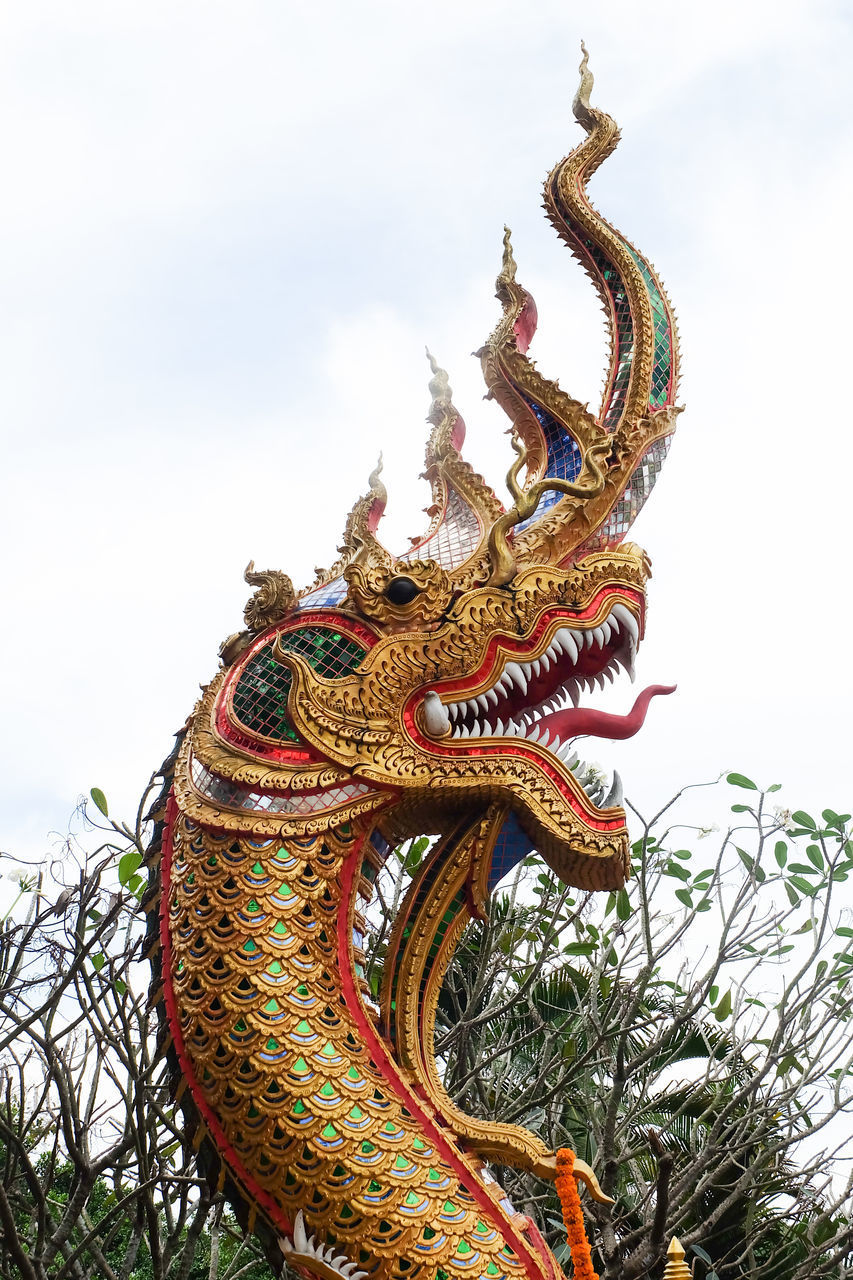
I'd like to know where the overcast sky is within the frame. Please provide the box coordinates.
[2,0,851,864]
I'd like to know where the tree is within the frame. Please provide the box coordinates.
[0,779,275,1280]
[1,774,851,1280]
[413,776,853,1279]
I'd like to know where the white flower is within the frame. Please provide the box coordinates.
[773,807,796,833]
[4,866,33,889]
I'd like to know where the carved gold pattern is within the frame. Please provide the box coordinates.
[344,559,453,632]
[155,49,684,1280]
[244,562,297,631]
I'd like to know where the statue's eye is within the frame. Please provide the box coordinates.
[384,576,420,606]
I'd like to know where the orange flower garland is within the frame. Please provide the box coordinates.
[555,1148,600,1280]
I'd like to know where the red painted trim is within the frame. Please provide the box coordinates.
[337,841,554,1280]
[159,793,294,1236]
[400,590,646,833]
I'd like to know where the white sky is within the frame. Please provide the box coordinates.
[2,0,852,863]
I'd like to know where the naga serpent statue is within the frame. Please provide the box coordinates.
[146,47,682,1280]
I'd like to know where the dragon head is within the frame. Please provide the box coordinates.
[176,49,681,893]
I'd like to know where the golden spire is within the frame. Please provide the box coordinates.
[663,1236,692,1279]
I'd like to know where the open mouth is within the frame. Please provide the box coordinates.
[422,600,674,809]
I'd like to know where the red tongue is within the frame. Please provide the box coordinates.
[537,684,676,741]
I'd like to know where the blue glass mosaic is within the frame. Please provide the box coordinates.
[298,576,348,610]
[515,396,583,534]
[487,812,534,893]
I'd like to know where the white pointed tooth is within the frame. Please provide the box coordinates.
[486,688,499,708]
[595,673,605,691]
[494,718,506,736]
[583,629,596,648]
[600,620,613,645]
[293,1211,308,1252]
[526,724,542,743]
[567,682,580,707]
[603,665,615,684]
[540,649,552,674]
[530,658,542,679]
[611,603,639,644]
[592,626,606,648]
[505,661,528,694]
[538,728,552,748]
[555,628,579,663]
[457,724,470,739]
[476,693,490,714]
[627,640,637,683]
[466,698,480,717]
[423,691,451,736]
[497,672,514,695]
[482,719,495,737]
[602,770,624,808]
[468,722,481,738]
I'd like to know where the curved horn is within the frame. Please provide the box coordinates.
[404,351,503,589]
[482,44,683,575]
[298,456,391,608]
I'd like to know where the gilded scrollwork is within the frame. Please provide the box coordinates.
[153,48,683,1280]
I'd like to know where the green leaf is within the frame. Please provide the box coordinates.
[714,989,733,1021]
[563,942,597,957]
[604,892,617,918]
[806,844,824,870]
[709,985,719,1004]
[836,927,853,938]
[691,1245,713,1267]
[727,772,757,790]
[665,862,691,882]
[731,804,751,813]
[92,953,105,972]
[787,863,819,875]
[674,888,693,909]
[695,898,712,912]
[118,851,143,887]
[671,849,692,861]
[784,882,800,907]
[114,978,127,997]
[789,875,816,897]
[616,889,631,921]
[90,787,109,817]
[736,847,754,872]
[766,783,782,792]
[774,841,788,868]
[792,810,816,830]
